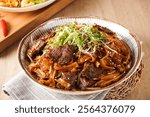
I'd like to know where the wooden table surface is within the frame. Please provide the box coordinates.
[0,0,150,100]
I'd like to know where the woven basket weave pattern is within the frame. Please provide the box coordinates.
[104,62,144,100]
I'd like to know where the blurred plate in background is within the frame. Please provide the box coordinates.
[0,0,56,12]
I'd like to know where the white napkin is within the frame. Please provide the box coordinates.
[3,72,110,100]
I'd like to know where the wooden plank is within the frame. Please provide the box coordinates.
[0,0,74,53]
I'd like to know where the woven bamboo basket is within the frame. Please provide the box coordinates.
[104,62,144,100]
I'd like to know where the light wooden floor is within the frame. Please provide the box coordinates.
[0,0,150,99]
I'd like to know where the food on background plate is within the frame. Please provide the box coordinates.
[27,22,132,91]
[0,0,47,7]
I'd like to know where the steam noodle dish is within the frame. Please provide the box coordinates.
[0,0,47,7]
[27,22,132,90]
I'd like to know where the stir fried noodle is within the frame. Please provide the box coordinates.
[27,22,132,90]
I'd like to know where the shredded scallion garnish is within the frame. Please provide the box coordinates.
[47,22,106,53]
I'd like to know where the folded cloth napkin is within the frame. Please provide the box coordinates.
[3,72,110,100]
